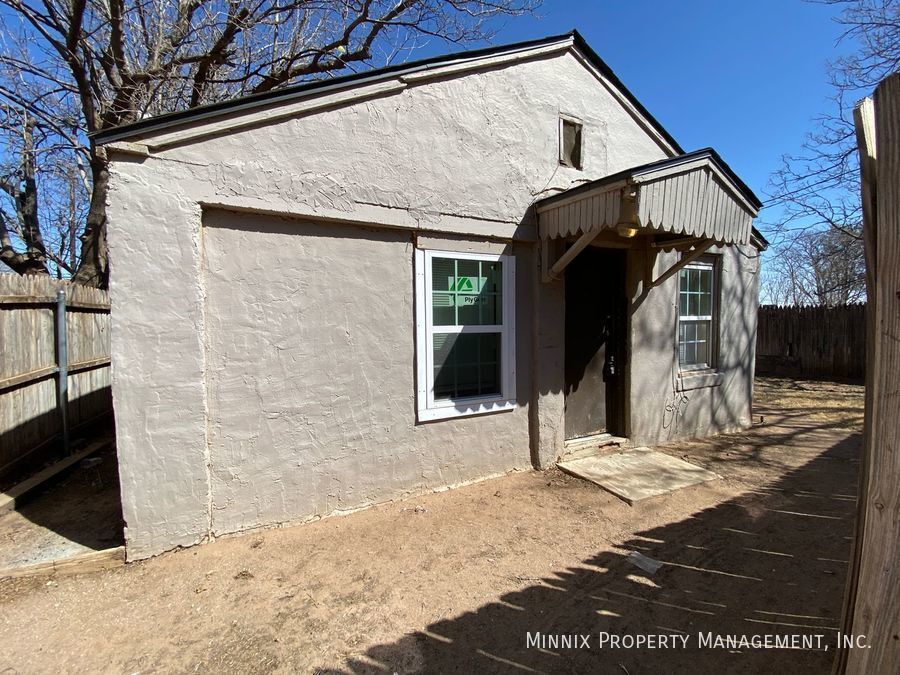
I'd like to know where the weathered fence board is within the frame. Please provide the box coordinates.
[837,71,900,675]
[0,275,111,474]
[755,304,866,380]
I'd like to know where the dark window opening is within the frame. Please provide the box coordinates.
[560,117,583,169]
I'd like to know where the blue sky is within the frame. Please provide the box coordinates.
[422,0,854,227]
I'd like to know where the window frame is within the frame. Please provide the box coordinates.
[676,258,719,373]
[415,248,517,422]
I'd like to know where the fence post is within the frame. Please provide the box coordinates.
[837,73,900,674]
[55,288,70,455]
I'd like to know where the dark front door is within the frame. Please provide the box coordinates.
[564,247,626,439]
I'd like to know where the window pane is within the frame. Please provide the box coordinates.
[688,293,699,316]
[480,360,500,395]
[699,292,711,317]
[679,291,689,315]
[480,293,502,325]
[431,256,502,327]
[684,342,696,365]
[453,293,501,326]
[699,268,711,293]
[679,271,688,291]
[432,293,455,325]
[432,258,456,292]
[697,321,708,341]
[484,261,503,293]
[457,259,480,287]
[456,297,480,324]
[456,365,481,398]
[433,332,502,401]
[696,340,708,366]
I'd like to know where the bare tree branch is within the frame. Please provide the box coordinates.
[0,0,539,286]
[762,0,899,304]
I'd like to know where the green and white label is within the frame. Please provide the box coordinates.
[447,276,485,293]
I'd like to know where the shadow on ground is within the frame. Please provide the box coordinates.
[325,407,860,674]
[0,441,124,568]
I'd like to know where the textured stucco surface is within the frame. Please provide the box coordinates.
[626,244,760,446]
[203,211,532,534]
[135,53,668,230]
[105,46,753,559]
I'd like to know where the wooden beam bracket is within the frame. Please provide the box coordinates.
[647,238,716,289]
[541,227,599,282]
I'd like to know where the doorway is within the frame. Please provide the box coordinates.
[564,247,627,439]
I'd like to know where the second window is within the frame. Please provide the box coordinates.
[678,259,717,370]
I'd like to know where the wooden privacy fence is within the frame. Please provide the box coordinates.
[0,275,111,476]
[836,71,900,674]
[755,303,866,380]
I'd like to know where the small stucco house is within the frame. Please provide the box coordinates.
[97,30,766,559]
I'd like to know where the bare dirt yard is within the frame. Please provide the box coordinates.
[0,377,862,674]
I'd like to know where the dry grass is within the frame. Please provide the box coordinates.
[754,376,864,430]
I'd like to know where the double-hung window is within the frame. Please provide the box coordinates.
[415,249,516,421]
[678,259,717,370]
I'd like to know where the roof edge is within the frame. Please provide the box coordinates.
[93,29,683,154]
[569,30,682,155]
[535,147,763,213]
[93,31,576,145]
[751,226,769,251]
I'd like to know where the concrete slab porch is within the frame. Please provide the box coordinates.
[557,447,720,504]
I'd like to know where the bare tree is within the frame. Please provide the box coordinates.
[764,225,866,306]
[764,0,899,302]
[0,99,90,278]
[0,0,538,286]
[0,117,50,275]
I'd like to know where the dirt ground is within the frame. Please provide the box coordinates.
[0,377,862,673]
[0,442,123,569]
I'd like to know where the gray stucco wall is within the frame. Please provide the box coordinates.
[626,244,761,446]
[203,211,533,535]
[106,49,670,558]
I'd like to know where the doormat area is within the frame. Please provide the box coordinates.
[558,448,719,504]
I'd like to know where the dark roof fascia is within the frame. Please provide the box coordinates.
[750,227,769,251]
[534,147,763,212]
[93,32,576,145]
[93,29,684,153]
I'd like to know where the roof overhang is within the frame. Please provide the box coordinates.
[535,149,762,247]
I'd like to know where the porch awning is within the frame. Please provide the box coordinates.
[535,148,762,246]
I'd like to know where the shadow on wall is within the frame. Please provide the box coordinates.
[321,413,859,673]
[628,246,761,441]
[0,386,113,484]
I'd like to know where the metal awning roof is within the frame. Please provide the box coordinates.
[535,148,762,246]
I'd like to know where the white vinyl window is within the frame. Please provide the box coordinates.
[415,249,516,421]
[678,260,717,370]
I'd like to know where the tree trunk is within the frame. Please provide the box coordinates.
[72,155,109,289]
[0,119,50,276]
